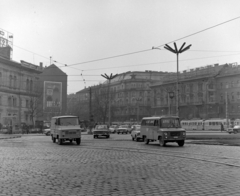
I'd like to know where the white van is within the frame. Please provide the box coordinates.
[50,115,81,145]
[140,116,186,147]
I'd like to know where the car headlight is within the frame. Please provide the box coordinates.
[163,132,168,138]
[182,132,186,136]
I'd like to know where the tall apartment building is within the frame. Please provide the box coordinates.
[150,63,240,120]
[76,70,172,123]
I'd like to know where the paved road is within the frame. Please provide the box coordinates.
[0,134,240,196]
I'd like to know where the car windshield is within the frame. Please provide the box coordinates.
[120,125,128,128]
[134,125,141,130]
[59,117,79,126]
[161,118,180,128]
[96,125,108,130]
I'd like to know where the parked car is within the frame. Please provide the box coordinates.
[109,125,118,133]
[43,128,51,136]
[227,125,240,134]
[116,125,131,134]
[93,125,110,138]
[131,125,142,141]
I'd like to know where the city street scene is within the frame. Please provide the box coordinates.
[1,0,240,195]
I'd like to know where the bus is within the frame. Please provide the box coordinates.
[140,116,186,147]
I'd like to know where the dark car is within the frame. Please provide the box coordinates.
[116,125,131,134]
[93,125,110,138]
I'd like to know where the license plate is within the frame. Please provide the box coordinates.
[173,136,178,138]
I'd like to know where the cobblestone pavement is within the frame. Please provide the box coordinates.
[0,134,240,196]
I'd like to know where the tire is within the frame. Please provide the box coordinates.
[177,140,185,147]
[135,136,139,142]
[132,136,134,141]
[144,136,149,144]
[76,138,81,145]
[57,138,63,145]
[159,137,166,147]
[106,135,110,138]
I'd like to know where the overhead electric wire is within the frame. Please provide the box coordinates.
[11,15,240,71]
[78,52,240,72]
[156,15,240,48]
[64,15,240,67]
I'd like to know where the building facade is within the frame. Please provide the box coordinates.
[76,71,172,123]
[0,56,43,132]
[38,64,68,121]
[150,63,240,120]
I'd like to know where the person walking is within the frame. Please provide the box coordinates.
[220,123,224,132]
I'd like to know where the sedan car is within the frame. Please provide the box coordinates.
[93,125,110,138]
[131,125,142,141]
[116,125,131,134]
[109,125,118,133]
[43,128,51,136]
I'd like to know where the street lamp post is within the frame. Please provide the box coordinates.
[164,43,191,117]
[101,73,118,126]
[153,42,192,117]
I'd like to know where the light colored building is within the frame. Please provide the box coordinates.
[0,56,43,132]
[150,63,240,120]
[76,70,172,123]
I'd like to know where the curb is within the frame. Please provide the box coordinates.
[0,135,22,140]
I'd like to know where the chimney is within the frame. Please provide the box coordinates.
[39,62,43,69]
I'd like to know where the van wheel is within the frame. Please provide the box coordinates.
[135,136,139,142]
[177,140,185,147]
[159,137,166,147]
[76,138,81,145]
[58,138,63,145]
[144,136,149,144]
[132,136,134,141]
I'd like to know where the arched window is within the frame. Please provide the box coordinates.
[9,75,13,88]
[8,97,12,106]
[14,76,17,88]
[232,92,235,102]
[26,79,29,91]
[30,80,33,92]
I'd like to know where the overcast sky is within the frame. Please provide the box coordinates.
[1,0,240,94]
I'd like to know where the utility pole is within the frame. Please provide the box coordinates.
[226,92,229,128]
[101,73,118,126]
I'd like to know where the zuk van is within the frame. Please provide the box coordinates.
[50,115,82,145]
[140,116,186,147]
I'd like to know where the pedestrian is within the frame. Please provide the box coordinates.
[220,123,224,132]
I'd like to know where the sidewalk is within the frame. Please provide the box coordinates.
[0,134,22,139]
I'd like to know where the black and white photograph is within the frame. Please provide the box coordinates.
[0,0,240,195]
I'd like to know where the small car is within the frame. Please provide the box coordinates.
[131,125,142,141]
[93,125,110,138]
[43,128,51,136]
[227,125,240,134]
[116,125,131,134]
[109,125,118,133]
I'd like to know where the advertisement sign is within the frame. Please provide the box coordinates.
[43,81,62,110]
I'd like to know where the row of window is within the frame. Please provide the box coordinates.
[0,95,32,108]
[220,80,240,89]
[0,72,34,92]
